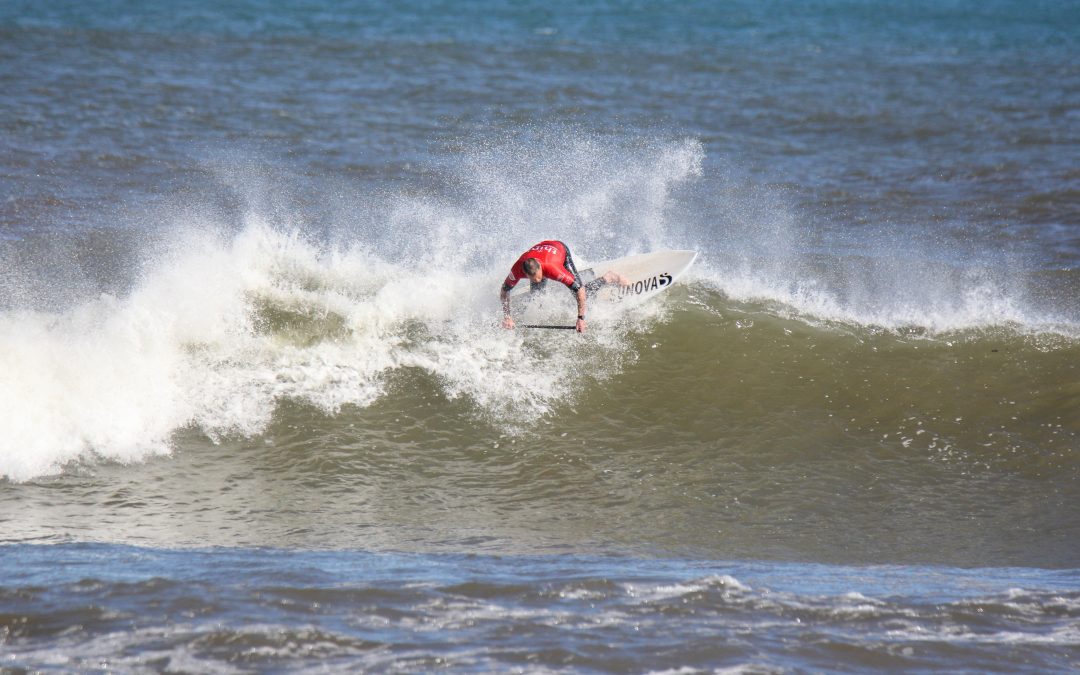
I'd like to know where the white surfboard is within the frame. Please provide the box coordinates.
[577,249,698,306]
[508,249,697,323]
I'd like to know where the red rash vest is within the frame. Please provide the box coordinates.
[502,240,582,292]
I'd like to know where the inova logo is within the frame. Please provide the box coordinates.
[617,272,672,298]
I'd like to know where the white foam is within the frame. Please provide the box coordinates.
[622,574,750,603]
[693,259,1079,338]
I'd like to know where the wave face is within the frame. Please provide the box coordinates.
[1,134,1077,569]
[1,133,1076,480]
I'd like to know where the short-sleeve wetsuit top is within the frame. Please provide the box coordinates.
[502,240,583,293]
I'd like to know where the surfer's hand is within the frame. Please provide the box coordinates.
[502,316,515,330]
[576,318,586,333]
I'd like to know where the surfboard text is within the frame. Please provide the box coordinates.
[617,272,672,299]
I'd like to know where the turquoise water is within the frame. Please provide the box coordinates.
[2,0,1079,671]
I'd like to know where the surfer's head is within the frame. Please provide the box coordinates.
[522,258,543,282]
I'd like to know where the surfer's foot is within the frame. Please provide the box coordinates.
[601,271,630,287]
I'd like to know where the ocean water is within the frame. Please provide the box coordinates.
[2,0,1079,671]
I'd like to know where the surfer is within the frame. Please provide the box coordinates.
[500,240,626,333]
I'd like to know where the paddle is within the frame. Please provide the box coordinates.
[522,324,577,330]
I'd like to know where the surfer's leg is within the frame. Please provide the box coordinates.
[583,270,632,296]
[600,270,629,286]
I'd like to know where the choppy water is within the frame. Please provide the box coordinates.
[2,0,1079,671]
[4,544,1080,673]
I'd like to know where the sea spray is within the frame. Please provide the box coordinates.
[683,165,1079,336]
[0,133,706,481]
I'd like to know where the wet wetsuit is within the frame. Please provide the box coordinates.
[502,240,584,294]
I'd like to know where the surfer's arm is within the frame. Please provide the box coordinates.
[500,285,515,329]
[575,286,586,333]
